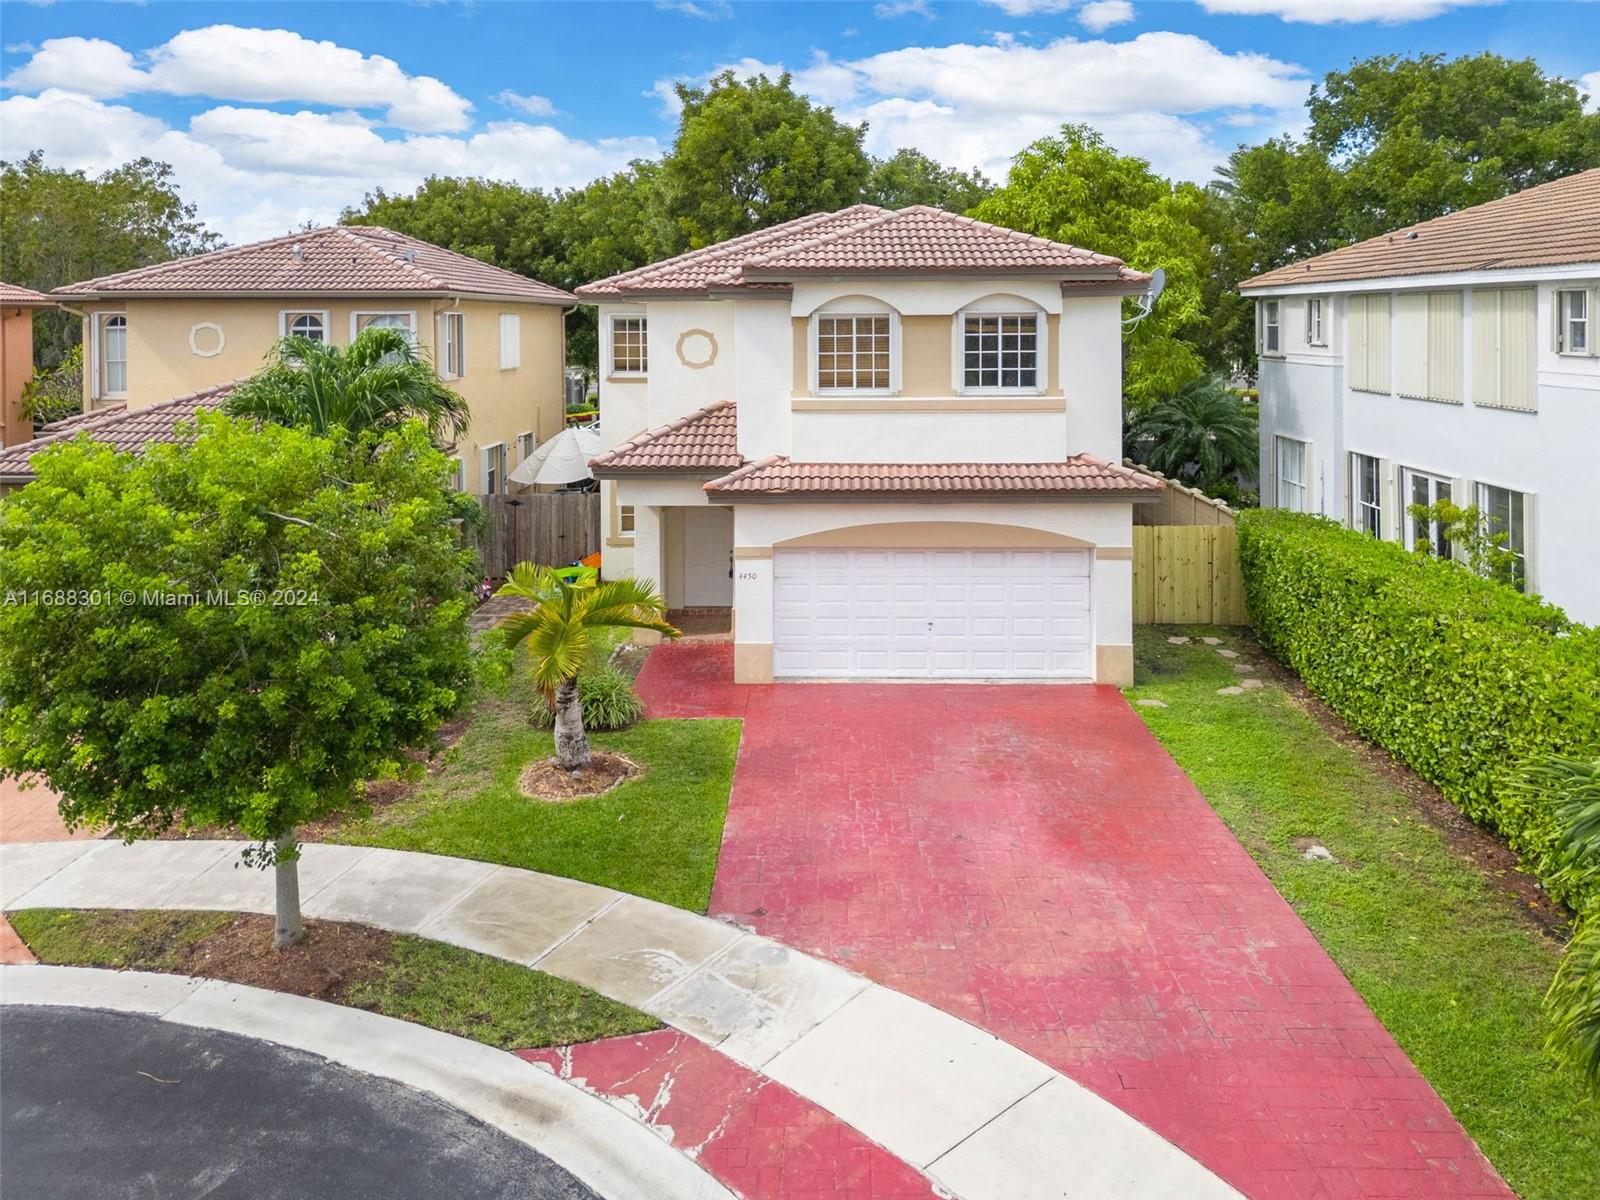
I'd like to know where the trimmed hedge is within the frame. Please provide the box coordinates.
[1237,509,1600,914]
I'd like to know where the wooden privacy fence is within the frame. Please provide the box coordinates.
[1132,524,1248,625]
[470,492,601,577]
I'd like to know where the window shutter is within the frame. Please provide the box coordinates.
[499,314,521,370]
[1368,295,1391,393]
[1347,296,1368,391]
[1471,292,1501,407]
[1428,293,1463,402]
[1395,294,1429,398]
[1499,289,1536,410]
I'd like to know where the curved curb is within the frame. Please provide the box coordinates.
[1,839,1242,1200]
[0,964,734,1200]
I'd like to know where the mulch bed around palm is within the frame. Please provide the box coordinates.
[518,752,639,801]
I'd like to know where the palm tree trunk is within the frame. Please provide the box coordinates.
[552,677,591,770]
[274,831,304,950]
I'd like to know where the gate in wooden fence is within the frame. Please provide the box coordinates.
[1132,524,1248,625]
[470,492,601,577]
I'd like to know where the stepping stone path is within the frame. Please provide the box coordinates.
[1166,636,1190,645]
[1200,637,1223,646]
[1241,679,1264,690]
[1216,686,1245,696]
[1301,844,1337,863]
[1135,698,1168,708]
[1216,649,1240,659]
[1233,664,1252,674]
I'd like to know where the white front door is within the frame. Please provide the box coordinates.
[682,506,734,606]
[773,547,1092,679]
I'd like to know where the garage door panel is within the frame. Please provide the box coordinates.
[773,546,1092,680]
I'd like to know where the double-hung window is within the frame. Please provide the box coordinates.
[98,313,128,398]
[516,430,537,461]
[439,311,466,380]
[1556,289,1592,356]
[1260,300,1281,355]
[961,312,1040,391]
[610,316,647,375]
[1402,468,1453,559]
[1476,483,1529,589]
[1306,297,1326,346]
[815,313,892,392]
[281,311,326,342]
[480,443,506,495]
[1275,436,1308,512]
[1350,453,1382,537]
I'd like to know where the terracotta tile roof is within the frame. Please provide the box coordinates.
[0,281,53,307]
[704,455,1165,499]
[0,383,233,482]
[576,205,1145,298]
[1242,168,1600,290]
[54,227,577,304]
[589,401,741,475]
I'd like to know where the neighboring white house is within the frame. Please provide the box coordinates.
[576,205,1162,685]
[1240,168,1600,625]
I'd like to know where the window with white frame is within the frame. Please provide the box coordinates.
[499,313,522,369]
[1476,482,1529,589]
[1350,453,1382,537]
[1260,299,1281,354]
[960,311,1040,391]
[98,313,128,398]
[1306,297,1326,346]
[619,504,636,535]
[1275,436,1308,512]
[281,310,326,342]
[516,430,537,462]
[1402,468,1453,559]
[448,458,465,492]
[354,311,415,338]
[609,316,647,375]
[815,312,893,391]
[1556,288,1592,356]
[438,311,466,379]
[480,443,506,495]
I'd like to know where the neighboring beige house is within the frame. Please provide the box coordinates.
[45,226,576,493]
[1,281,53,449]
[579,204,1162,685]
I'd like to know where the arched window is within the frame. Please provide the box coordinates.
[810,296,899,395]
[954,295,1048,394]
[286,312,325,342]
[99,314,128,397]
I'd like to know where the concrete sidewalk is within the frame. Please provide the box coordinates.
[1,838,1239,1200]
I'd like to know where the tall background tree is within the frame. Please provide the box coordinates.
[863,149,992,213]
[0,152,220,369]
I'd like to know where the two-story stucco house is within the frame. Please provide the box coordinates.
[1241,168,1600,624]
[577,205,1163,685]
[1,226,575,493]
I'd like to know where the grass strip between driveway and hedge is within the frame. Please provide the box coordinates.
[327,689,742,913]
[1127,628,1600,1200]
[9,907,660,1051]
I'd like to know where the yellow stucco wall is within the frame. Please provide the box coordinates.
[76,296,566,493]
[2,307,35,449]
[790,312,1062,396]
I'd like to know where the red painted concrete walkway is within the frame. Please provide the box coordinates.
[520,1031,939,1200]
[637,643,1510,1200]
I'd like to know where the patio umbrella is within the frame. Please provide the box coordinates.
[507,425,605,487]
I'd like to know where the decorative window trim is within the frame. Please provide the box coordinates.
[809,306,899,396]
[349,310,418,342]
[675,328,718,370]
[95,312,128,400]
[608,314,648,377]
[438,310,466,380]
[1306,297,1326,347]
[1555,287,1594,357]
[952,302,1047,396]
[187,321,225,359]
[607,487,636,547]
[279,309,330,341]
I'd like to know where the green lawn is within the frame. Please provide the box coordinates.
[329,689,741,912]
[1127,627,1599,1200]
[10,907,659,1050]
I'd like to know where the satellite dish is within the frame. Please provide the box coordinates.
[1147,267,1167,305]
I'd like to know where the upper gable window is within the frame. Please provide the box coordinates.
[281,310,326,342]
[610,315,647,376]
[811,298,898,394]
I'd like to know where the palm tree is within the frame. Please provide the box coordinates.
[1126,375,1258,493]
[495,564,679,770]
[226,327,469,444]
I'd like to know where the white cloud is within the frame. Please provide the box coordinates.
[0,88,659,243]
[1079,1,1135,32]
[496,90,558,118]
[1197,0,1498,24]
[982,0,1075,14]
[1581,71,1600,115]
[3,26,472,132]
[654,0,733,18]
[874,0,935,18]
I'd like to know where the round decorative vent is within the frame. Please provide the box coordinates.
[188,321,226,358]
[676,328,718,369]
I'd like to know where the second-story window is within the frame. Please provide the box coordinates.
[1556,288,1591,355]
[1260,299,1281,354]
[816,313,892,391]
[962,313,1039,391]
[1306,297,1325,346]
[610,316,647,375]
[439,311,466,379]
[282,311,326,342]
[99,313,128,397]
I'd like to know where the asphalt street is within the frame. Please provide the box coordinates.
[1,1004,603,1199]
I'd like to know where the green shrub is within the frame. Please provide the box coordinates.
[1237,509,1600,913]
[530,665,643,732]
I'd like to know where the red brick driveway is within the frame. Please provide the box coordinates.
[637,643,1510,1200]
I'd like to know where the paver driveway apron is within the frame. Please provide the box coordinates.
[0,838,1240,1200]
[637,641,1513,1200]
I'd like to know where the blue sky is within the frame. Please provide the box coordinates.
[2,1,1595,242]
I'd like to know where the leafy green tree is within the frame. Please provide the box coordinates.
[495,565,677,770]
[864,149,992,213]
[659,71,871,250]
[1126,376,1257,495]
[0,152,220,368]
[974,125,1212,410]
[0,416,475,947]
[226,327,470,445]
[19,344,84,427]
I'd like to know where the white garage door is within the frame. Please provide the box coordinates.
[773,548,1092,679]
